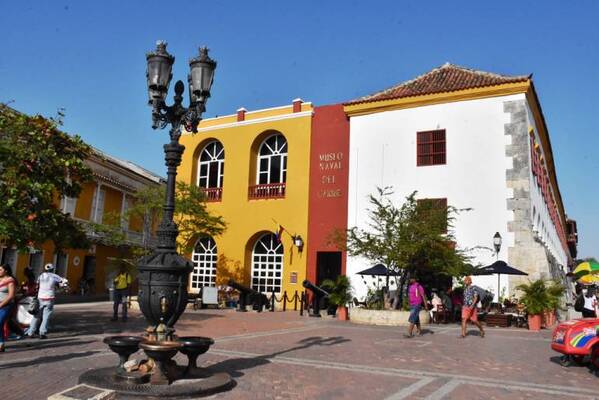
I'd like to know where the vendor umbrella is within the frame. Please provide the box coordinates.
[472,260,528,301]
[356,264,400,276]
[573,260,599,285]
[356,264,400,290]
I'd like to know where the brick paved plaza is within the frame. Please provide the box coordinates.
[0,303,597,400]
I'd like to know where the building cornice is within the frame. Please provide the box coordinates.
[183,110,313,135]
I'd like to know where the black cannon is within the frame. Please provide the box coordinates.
[302,279,331,317]
[227,279,270,312]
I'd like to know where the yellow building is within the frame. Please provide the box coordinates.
[0,148,163,294]
[178,99,313,297]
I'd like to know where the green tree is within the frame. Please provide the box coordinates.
[172,182,226,254]
[0,105,93,251]
[335,187,473,307]
[94,181,226,258]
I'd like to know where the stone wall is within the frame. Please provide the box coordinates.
[349,307,431,326]
[504,100,564,290]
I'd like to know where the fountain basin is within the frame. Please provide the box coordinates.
[139,340,182,385]
[103,336,144,371]
[178,336,214,377]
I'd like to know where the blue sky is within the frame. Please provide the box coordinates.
[1,1,597,258]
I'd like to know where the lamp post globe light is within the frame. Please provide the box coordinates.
[493,232,502,260]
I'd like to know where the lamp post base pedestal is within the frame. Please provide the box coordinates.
[79,367,233,398]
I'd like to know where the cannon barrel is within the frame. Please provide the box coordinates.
[228,279,258,294]
[302,279,330,298]
[228,279,269,312]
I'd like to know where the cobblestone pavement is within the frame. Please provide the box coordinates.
[1,303,597,400]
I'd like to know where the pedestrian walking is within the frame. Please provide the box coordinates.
[460,276,485,338]
[0,264,17,352]
[20,266,37,297]
[582,287,598,318]
[25,263,68,339]
[111,266,132,322]
[405,276,428,338]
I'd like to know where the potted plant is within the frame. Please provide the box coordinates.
[516,279,551,331]
[322,275,353,321]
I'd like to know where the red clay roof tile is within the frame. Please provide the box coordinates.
[345,63,530,105]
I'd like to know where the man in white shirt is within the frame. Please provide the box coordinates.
[25,263,68,339]
[582,288,598,318]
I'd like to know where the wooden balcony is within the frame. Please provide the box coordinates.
[201,187,223,202]
[248,183,286,200]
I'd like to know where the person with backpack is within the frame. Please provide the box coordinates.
[460,276,485,338]
[111,266,132,322]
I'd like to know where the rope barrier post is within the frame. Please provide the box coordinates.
[283,290,287,312]
[299,291,304,316]
[271,290,276,311]
[293,290,298,311]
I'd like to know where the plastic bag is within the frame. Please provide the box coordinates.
[17,304,33,326]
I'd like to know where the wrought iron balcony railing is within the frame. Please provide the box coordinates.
[248,183,286,200]
[201,187,223,202]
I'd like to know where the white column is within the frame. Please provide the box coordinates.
[120,192,127,230]
[92,183,103,222]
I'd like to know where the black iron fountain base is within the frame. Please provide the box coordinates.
[78,366,233,399]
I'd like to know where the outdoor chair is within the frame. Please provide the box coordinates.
[433,304,450,324]
[513,305,528,328]
[353,297,367,308]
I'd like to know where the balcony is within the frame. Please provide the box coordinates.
[201,187,223,202]
[248,183,286,200]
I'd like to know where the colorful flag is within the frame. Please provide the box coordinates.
[276,225,285,243]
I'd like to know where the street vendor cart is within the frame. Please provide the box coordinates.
[551,318,599,374]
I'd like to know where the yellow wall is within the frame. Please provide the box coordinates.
[179,105,313,296]
[103,186,123,223]
[74,182,96,220]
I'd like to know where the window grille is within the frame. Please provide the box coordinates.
[251,233,284,293]
[417,129,446,166]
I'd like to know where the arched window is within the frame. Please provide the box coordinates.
[251,233,283,293]
[257,134,287,184]
[197,141,225,189]
[190,237,218,292]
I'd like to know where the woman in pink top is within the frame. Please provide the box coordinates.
[405,277,429,338]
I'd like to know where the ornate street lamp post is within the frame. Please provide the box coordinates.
[79,42,232,395]
[139,41,216,341]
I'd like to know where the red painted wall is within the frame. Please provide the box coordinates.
[306,104,350,282]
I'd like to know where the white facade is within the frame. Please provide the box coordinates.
[346,93,568,300]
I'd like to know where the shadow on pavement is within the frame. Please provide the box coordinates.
[44,309,223,338]
[0,350,103,369]
[7,339,98,353]
[209,336,351,378]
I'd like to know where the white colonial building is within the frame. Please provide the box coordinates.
[342,64,578,300]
